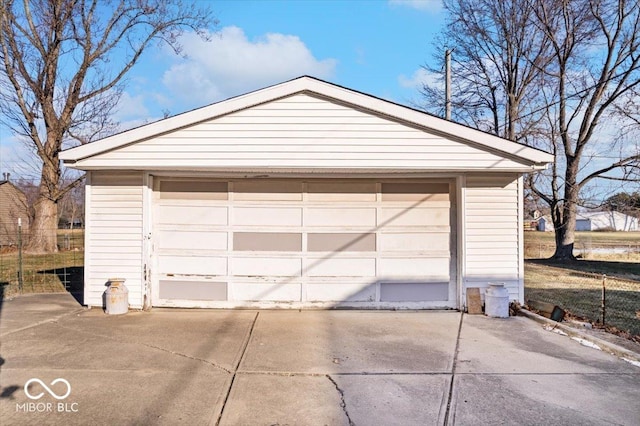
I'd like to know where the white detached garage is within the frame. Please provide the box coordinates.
[60,76,552,310]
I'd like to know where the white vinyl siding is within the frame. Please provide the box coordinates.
[85,171,144,308]
[65,78,551,311]
[463,174,521,303]
[76,94,528,171]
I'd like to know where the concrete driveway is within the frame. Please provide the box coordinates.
[1,294,638,425]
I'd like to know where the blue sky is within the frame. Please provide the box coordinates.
[0,0,446,175]
[125,0,445,119]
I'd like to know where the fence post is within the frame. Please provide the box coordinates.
[601,274,606,325]
[18,218,24,292]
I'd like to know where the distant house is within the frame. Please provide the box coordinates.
[536,216,553,232]
[0,179,30,246]
[537,211,639,232]
[575,211,638,232]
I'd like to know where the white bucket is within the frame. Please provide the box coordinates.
[485,283,509,318]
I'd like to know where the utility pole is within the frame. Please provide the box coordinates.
[445,49,452,120]
[18,218,24,292]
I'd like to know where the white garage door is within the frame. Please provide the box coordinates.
[152,179,455,308]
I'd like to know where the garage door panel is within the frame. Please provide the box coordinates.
[233,283,302,301]
[381,182,450,202]
[305,208,376,227]
[306,283,376,302]
[380,282,449,302]
[307,182,376,201]
[156,205,227,226]
[233,232,302,252]
[307,233,376,252]
[159,255,227,275]
[379,207,450,227]
[233,257,302,276]
[233,207,302,226]
[305,257,376,277]
[380,233,449,251]
[159,280,227,301]
[379,257,450,277]
[234,180,302,200]
[158,231,227,250]
[159,181,228,200]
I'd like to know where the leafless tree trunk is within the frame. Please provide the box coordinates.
[0,0,215,253]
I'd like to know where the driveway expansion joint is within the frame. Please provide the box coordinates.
[215,311,260,426]
[443,311,464,425]
[236,370,453,376]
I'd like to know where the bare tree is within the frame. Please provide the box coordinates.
[528,0,640,259]
[420,0,552,142]
[0,0,215,252]
[422,0,640,260]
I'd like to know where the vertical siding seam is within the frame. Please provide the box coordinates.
[517,175,525,303]
[84,172,92,306]
[457,175,466,310]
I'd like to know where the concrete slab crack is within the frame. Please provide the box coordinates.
[52,322,232,374]
[135,341,233,374]
[327,374,355,426]
[0,307,86,338]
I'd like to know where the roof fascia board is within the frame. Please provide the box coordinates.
[64,164,546,173]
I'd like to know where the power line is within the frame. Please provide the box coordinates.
[496,64,640,132]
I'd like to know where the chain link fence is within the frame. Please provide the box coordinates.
[0,228,84,299]
[525,240,640,261]
[525,262,640,338]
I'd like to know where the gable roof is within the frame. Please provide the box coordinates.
[60,76,553,171]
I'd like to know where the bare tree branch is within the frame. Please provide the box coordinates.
[0,0,216,252]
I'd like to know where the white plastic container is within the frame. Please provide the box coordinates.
[105,279,129,315]
[485,283,509,318]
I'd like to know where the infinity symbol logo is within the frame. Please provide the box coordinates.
[24,378,71,400]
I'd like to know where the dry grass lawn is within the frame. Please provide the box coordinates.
[524,230,640,338]
[0,230,84,298]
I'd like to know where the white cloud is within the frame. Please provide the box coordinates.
[398,68,441,90]
[389,0,443,13]
[114,92,149,121]
[162,26,338,105]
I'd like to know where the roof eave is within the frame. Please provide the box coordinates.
[63,163,548,174]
